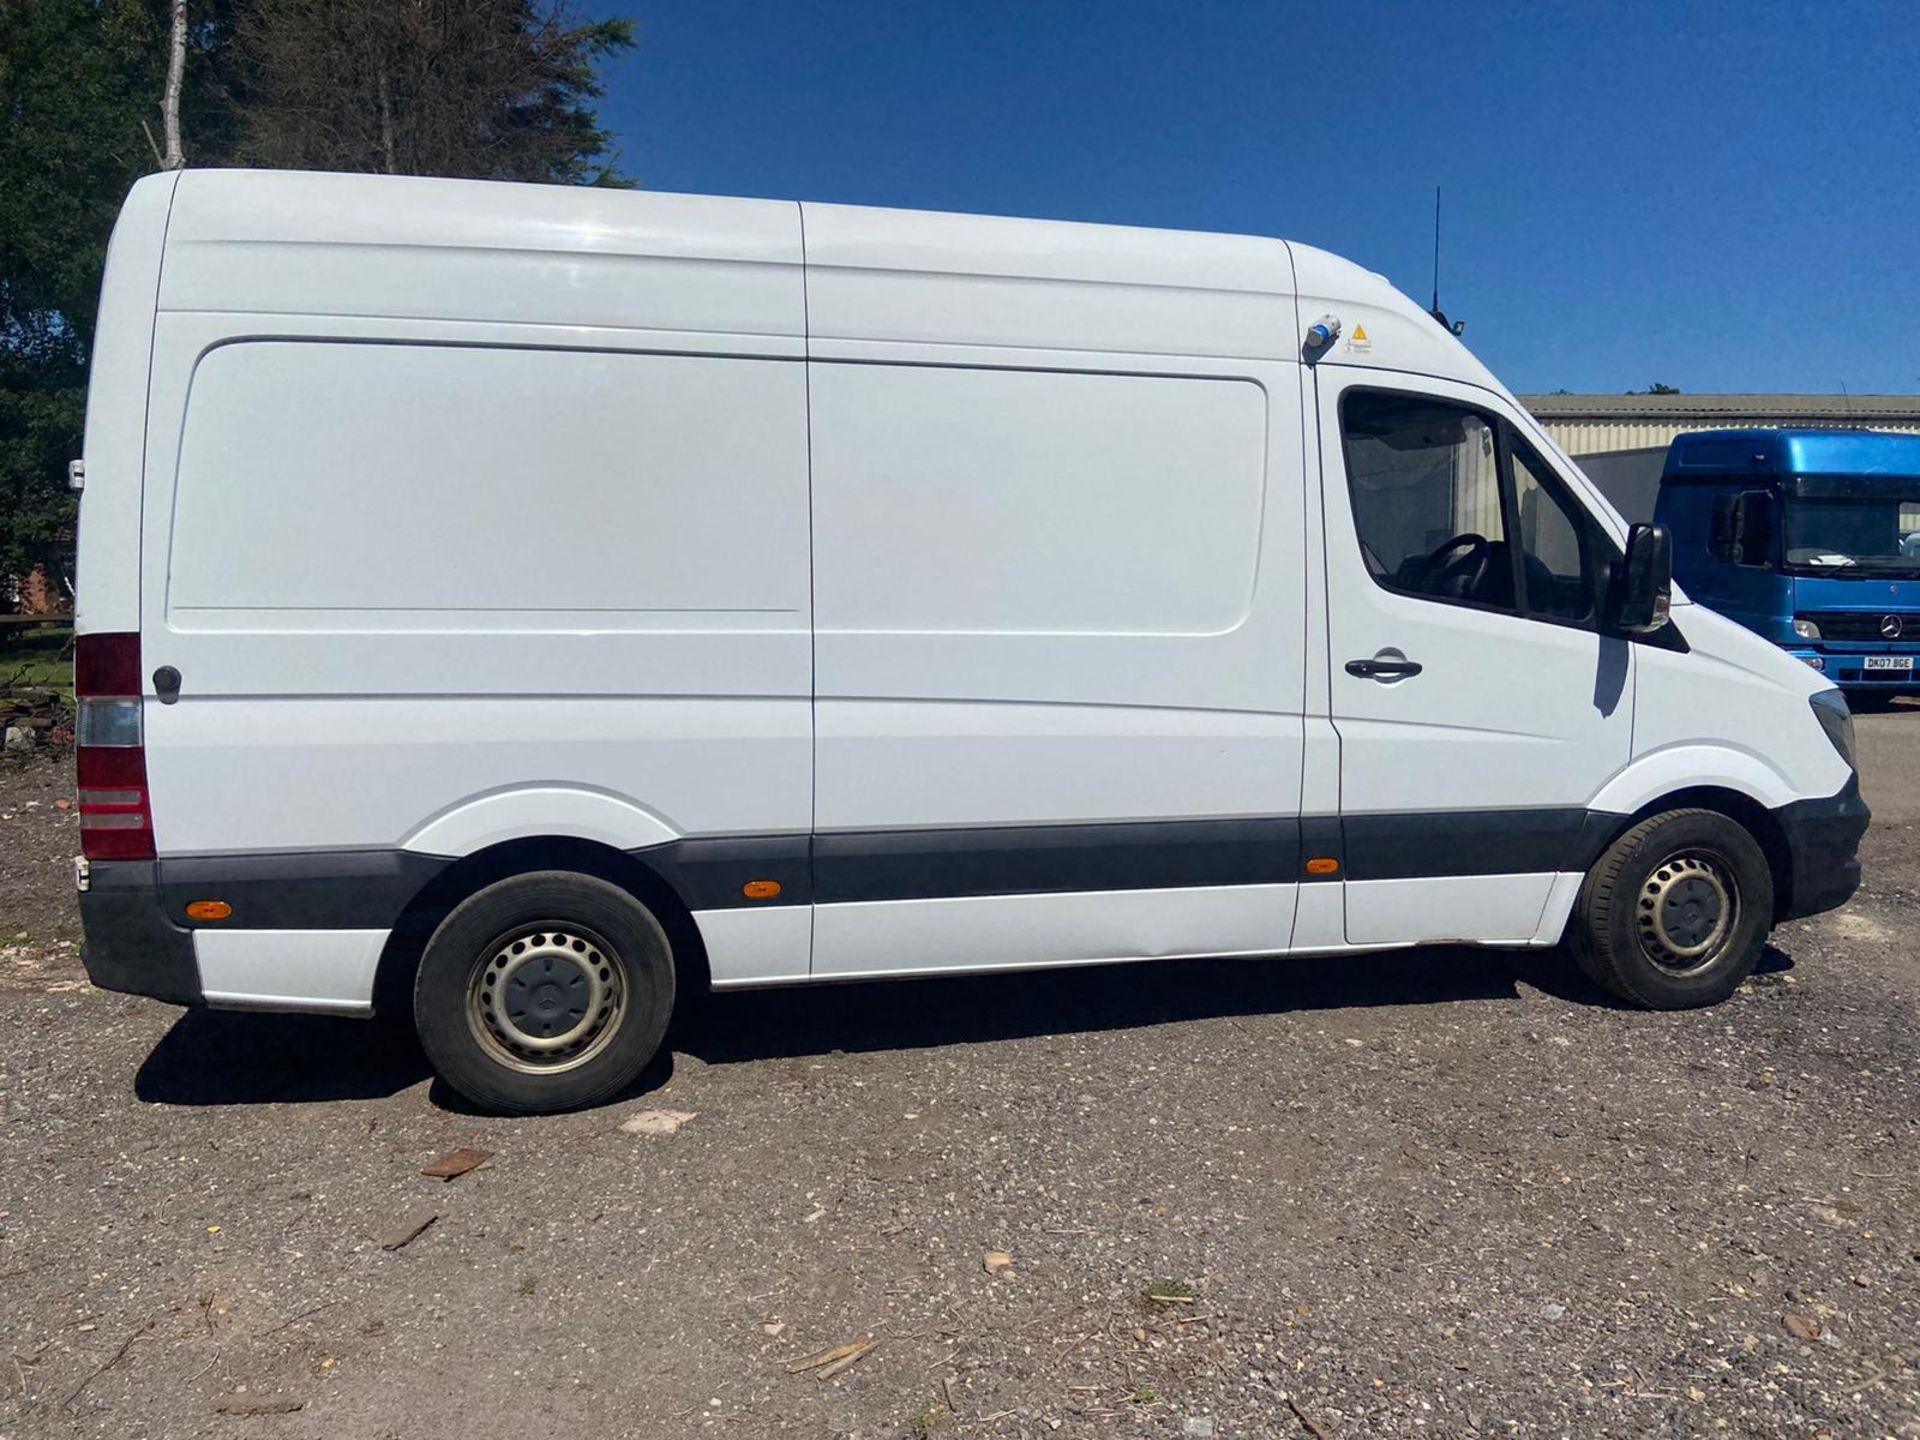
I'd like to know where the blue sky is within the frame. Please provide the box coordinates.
[590,1,1920,395]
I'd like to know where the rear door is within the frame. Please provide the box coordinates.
[1315,369,1633,946]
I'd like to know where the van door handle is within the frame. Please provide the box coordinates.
[1345,656,1423,680]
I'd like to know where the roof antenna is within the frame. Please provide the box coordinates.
[1840,380,1853,419]
[1428,187,1465,337]
[1431,186,1441,315]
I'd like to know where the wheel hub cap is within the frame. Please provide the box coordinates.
[507,959,590,1036]
[1636,854,1734,970]
[468,927,625,1073]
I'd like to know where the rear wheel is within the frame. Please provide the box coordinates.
[414,871,675,1114]
[1568,808,1773,1009]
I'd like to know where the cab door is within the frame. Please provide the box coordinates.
[1315,370,1633,946]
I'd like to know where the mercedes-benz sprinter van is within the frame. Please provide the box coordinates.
[74,171,1868,1112]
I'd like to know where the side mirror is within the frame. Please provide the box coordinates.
[1711,490,1774,566]
[1614,522,1673,634]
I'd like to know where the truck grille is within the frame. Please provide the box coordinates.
[1799,610,1920,643]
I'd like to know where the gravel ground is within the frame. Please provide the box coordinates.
[1,715,1916,1440]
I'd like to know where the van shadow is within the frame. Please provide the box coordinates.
[133,943,1796,1108]
[131,1007,683,1113]
[135,1009,434,1106]
[684,942,1791,1066]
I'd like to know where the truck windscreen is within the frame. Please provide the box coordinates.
[1783,494,1920,574]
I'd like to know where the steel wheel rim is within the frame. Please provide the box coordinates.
[465,923,626,1075]
[1635,850,1737,973]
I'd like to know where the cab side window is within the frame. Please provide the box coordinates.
[1340,389,1603,627]
[1340,392,1512,611]
[1510,439,1595,623]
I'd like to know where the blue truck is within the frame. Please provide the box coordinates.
[1654,429,1920,703]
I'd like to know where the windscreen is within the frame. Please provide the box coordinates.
[1784,491,1920,573]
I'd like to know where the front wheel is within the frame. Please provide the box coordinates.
[1567,808,1774,1009]
[414,871,676,1113]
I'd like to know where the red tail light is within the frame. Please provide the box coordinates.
[74,632,154,861]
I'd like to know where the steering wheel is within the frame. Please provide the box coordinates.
[1422,532,1492,597]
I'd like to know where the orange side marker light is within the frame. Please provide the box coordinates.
[1305,857,1341,876]
[742,879,783,900]
[185,900,233,921]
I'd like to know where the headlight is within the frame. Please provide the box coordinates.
[1793,617,1822,640]
[1810,689,1855,769]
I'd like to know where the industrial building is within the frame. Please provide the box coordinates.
[1520,393,1920,521]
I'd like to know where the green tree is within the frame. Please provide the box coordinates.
[0,1,634,603]
[232,0,636,185]
[0,0,163,594]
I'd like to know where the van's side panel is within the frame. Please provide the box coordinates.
[153,340,809,717]
[1626,602,1852,810]
[138,174,816,1000]
[809,884,1303,981]
[802,203,1308,977]
[798,201,1298,360]
[157,170,804,340]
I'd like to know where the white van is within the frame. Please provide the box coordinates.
[74,171,1867,1112]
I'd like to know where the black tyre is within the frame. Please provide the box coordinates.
[1568,808,1773,1009]
[414,871,675,1114]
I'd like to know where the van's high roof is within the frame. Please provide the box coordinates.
[142,167,1497,389]
[1663,428,1920,483]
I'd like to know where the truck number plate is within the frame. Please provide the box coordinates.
[1864,655,1913,671]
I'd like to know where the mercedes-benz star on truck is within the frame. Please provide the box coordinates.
[1655,428,1920,701]
[73,171,1868,1113]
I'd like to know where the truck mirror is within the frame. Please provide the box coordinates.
[1709,495,1737,561]
[1614,522,1674,634]
[1730,489,1773,566]
[1710,490,1774,566]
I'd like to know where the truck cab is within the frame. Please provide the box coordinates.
[1654,429,1920,699]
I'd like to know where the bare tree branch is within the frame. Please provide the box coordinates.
[376,64,398,174]
[161,0,187,169]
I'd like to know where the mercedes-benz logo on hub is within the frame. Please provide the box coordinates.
[1881,614,1904,640]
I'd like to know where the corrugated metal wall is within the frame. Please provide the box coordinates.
[1539,416,1920,457]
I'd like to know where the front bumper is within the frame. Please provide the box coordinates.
[1775,772,1870,920]
[77,859,202,1005]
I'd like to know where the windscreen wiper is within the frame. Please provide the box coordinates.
[1824,561,1920,577]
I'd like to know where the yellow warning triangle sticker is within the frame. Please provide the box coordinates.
[1350,324,1369,343]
